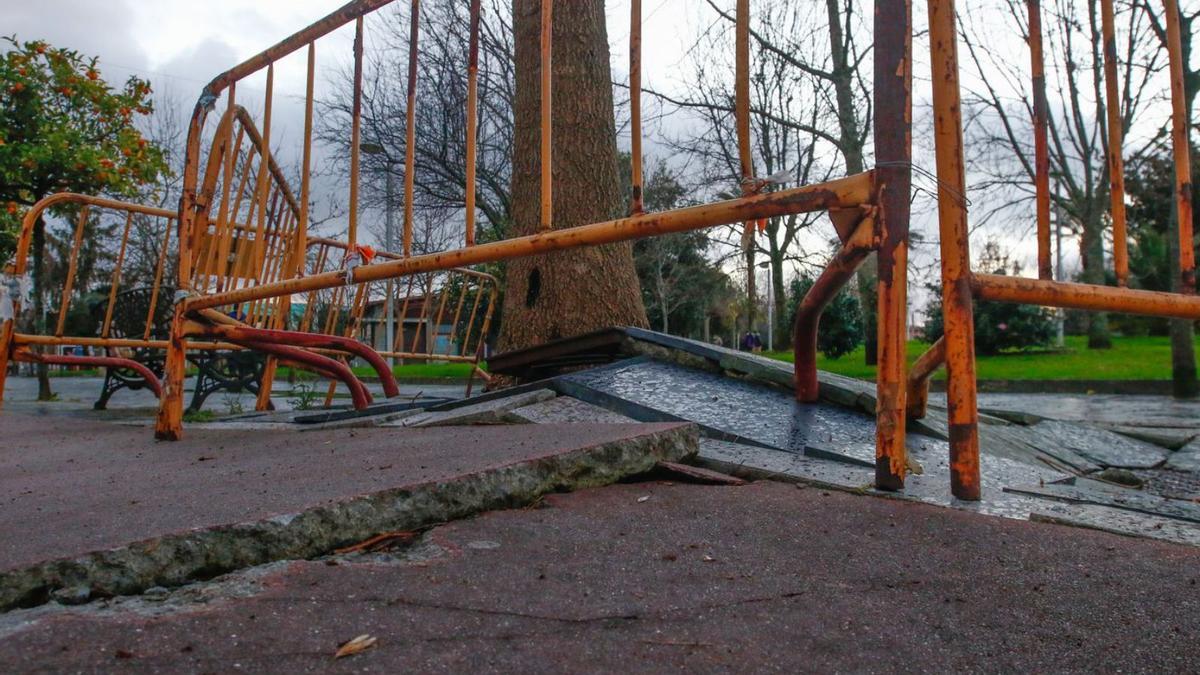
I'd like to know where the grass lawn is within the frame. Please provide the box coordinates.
[280,362,480,381]
[764,335,1195,381]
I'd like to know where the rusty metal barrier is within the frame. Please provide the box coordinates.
[0,194,189,403]
[910,0,1200,500]
[0,193,375,409]
[299,238,498,404]
[149,0,888,452]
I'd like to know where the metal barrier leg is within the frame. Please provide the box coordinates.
[906,336,946,420]
[928,0,981,500]
[154,308,188,441]
[256,355,278,411]
[873,0,912,492]
[793,218,876,403]
[0,319,13,410]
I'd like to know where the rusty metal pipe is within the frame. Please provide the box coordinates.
[906,336,946,420]
[1099,0,1129,286]
[403,0,420,255]
[872,0,913,492]
[928,0,981,501]
[1165,0,1195,294]
[15,351,162,399]
[794,218,877,402]
[183,174,873,313]
[972,273,1200,319]
[198,323,399,399]
[1027,0,1053,280]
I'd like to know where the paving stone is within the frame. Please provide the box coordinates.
[1005,481,1200,524]
[1023,420,1169,469]
[505,396,636,424]
[1030,503,1200,547]
[395,389,557,427]
[1167,438,1200,472]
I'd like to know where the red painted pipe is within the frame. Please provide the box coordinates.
[204,324,399,398]
[216,337,373,409]
[18,353,162,398]
[794,222,876,402]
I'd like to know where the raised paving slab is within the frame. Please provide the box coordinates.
[1,481,1197,672]
[0,412,695,610]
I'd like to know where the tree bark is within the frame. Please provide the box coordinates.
[497,0,647,354]
[1079,209,1113,349]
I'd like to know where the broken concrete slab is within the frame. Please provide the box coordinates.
[505,396,636,424]
[1031,503,1200,548]
[4,481,1199,672]
[392,389,556,427]
[1022,420,1169,469]
[0,412,696,610]
[1167,438,1200,472]
[1005,482,1200,525]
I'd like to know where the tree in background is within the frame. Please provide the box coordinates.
[923,241,1055,356]
[318,0,515,245]
[0,37,166,399]
[496,0,648,354]
[694,0,875,364]
[958,0,1161,350]
[1126,147,1199,396]
[787,274,862,359]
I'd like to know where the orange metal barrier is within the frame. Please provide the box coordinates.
[151,0,889,449]
[916,0,1199,500]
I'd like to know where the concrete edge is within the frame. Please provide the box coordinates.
[0,424,699,612]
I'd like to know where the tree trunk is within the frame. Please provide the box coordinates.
[31,214,52,400]
[497,0,647,354]
[1079,210,1112,349]
[771,254,786,347]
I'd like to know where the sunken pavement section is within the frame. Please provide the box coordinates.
[1,327,1199,670]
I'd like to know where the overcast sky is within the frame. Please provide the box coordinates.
[9,0,1129,317]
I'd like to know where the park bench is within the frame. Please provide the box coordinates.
[89,286,266,412]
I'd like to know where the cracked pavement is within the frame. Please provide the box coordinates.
[1,480,1197,672]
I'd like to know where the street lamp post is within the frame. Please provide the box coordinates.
[362,143,396,366]
[758,261,773,352]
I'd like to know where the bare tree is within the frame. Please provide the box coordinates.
[317,0,515,250]
[656,0,872,351]
[959,0,1161,348]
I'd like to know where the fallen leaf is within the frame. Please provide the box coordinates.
[702,555,716,562]
[334,634,378,659]
[637,495,650,503]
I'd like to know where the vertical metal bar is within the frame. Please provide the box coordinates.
[873,0,912,492]
[1100,0,1129,286]
[927,0,981,500]
[630,0,644,215]
[55,205,90,337]
[251,64,275,277]
[143,216,173,341]
[539,0,553,231]
[1028,0,1053,280]
[735,0,756,252]
[296,42,315,275]
[349,16,364,249]
[101,211,135,338]
[445,273,469,356]
[208,89,241,292]
[1165,0,1194,294]
[403,0,421,255]
[465,0,481,246]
